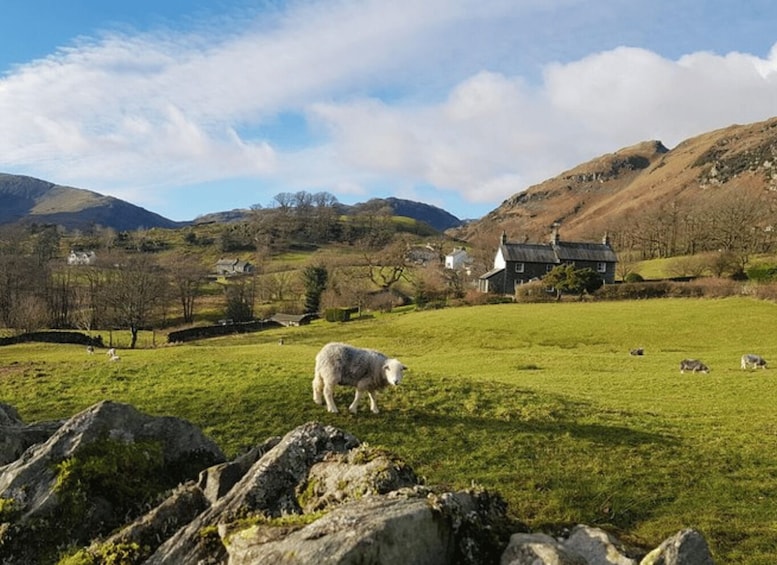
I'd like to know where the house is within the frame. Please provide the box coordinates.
[67,250,96,266]
[215,257,255,276]
[478,224,618,294]
[270,313,315,327]
[406,244,440,266]
[445,248,470,270]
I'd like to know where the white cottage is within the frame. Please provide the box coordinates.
[445,248,470,270]
[67,250,96,265]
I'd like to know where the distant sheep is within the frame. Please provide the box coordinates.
[313,342,406,414]
[680,359,709,374]
[86,345,94,354]
[630,348,644,356]
[741,354,767,370]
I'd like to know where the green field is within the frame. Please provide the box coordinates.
[1,297,776,563]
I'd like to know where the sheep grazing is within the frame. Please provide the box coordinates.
[313,342,407,414]
[629,348,644,356]
[86,345,94,354]
[741,354,767,370]
[679,359,709,374]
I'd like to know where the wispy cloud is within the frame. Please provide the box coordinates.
[1,0,777,218]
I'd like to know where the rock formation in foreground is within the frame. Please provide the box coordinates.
[0,401,715,564]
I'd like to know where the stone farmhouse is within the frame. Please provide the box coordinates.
[478,224,618,294]
[67,250,97,266]
[215,257,255,276]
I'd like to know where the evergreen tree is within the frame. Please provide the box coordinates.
[302,265,328,314]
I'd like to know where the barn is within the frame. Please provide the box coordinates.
[478,224,618,294]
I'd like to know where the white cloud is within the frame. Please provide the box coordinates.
[1,0,777,219]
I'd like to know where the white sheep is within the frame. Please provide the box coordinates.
[741,354,767,370]
[312,342,406,414]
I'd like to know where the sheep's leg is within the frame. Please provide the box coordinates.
[349,390,362,414]
[367,392,379,414]
[312,374,324,405]
[323,383,339,413]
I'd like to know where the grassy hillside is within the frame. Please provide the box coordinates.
[1,298,776,563]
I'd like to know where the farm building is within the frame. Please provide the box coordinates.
[215,257,255,276]
[270,313,315,327]
[478,224,618,294]
[67,250,96,265]
[445,248,470,270]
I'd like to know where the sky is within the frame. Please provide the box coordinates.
[2,1,777,222]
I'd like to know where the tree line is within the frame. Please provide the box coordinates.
[0,193,469,345]
[608,190,774,267]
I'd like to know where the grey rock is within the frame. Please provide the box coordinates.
[146,421,360,565]
[225,488,508,565]
[86,483,211,561]
[501,532,588,565]
[0,400,224,564]
[640,529,715,565]
[0,404,63,466]
[298,444,419,512]
[564,524,637,565]
[198,437,281,504]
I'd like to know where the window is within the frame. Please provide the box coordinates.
[597,262,607,273]
[545,264,554,272]
[515,262,525,273]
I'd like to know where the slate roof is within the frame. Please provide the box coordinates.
[499,241,616,265]
[553,242,618,263]
[500,243,558,263]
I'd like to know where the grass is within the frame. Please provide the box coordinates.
[1,297,777,563]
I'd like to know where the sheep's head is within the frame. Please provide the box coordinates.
[383,358,406,386]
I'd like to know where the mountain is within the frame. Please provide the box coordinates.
[451,116,777,248]
[195,197,463,232]
[348,197,462,231]
[0,174,183,231]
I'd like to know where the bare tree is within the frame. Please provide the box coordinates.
[160,253,209,324]
[101,253,166,348]
[701,191,767,268]
[364,236,411,292]
[0,255,46,330]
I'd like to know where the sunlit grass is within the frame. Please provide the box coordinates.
[1,297,777,563]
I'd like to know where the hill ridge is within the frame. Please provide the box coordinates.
[452,115,777,248]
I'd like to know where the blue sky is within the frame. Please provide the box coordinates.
[2,1,777,222]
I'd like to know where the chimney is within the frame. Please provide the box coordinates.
[602,231,611,246]
[550,222,561,245]
[500,231,507,245]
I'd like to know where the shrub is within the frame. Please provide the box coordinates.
[324,307,358,322]
[596,278,743,300]
[623,272,644,283]
[746,264,777,282]
[515,280,556,303]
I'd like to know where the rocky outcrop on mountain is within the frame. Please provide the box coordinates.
[452,116,777,249]
[0,402,716,564]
